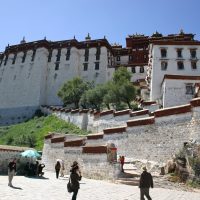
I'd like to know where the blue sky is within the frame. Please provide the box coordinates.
[0,0,200,51]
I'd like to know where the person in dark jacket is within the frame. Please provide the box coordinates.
[70,161,82,200]
[55,161,61,179]
[139,166,153,200]
[8,158,17,187]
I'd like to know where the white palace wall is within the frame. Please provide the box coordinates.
[41,98,200,180]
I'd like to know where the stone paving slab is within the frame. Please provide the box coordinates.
[0,171,200,200]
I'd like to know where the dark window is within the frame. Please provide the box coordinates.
[4,55,8,66]
[96,47,101,55]
[96,54,100,60]
[12,53,17,64]
[161,49,167,58]
[186,84,194,95]
[66,48,70,60]
[85,56,89,62]
[191,61,197,70]
[56,49,61,62]
[95,62,99,70]
[85,48,89,56]
[83,63,88,71]
[22,51,27,63]
[84,48,89,62]
[190,49,196,58]
[177,49,182,58]
[140,66,144,73]
[161,61,168,70]
[96,47,100,60]
[31,49,36,61]
[131,67,135,73]
[117,56,120,61]
[55,63,59,70]
[0,55,3,66]
[129,55,133,61]
[177,61,184,70]
[48,50,52,62]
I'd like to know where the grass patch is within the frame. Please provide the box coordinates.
[187,179,200,189]
[0,115,88,150]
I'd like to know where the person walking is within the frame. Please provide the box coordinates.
[55,160,61,179]
[60,160,65,177]
[139,166,153,200]
[70,161,82,200]
[8,158,17,187]
[119,156,125,172]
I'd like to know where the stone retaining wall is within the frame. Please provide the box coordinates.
[41,98,200,179]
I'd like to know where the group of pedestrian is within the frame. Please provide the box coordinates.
[54,160,81,200]
[24,160,45,177]
[8,157,153,200]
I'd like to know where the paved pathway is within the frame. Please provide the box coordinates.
[0,171,200,200]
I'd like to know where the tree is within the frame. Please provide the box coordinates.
[83,84,107,110]
[58,77,93,108]
[112,67,136,109]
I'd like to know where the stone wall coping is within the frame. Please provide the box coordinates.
[130,109,149,117]
[71,109,79,114]
[44,133,55,139]
[103,126,126,135]
[79,109,89,113]
[127,116,155,127]
[190,98,200,107]
[60,108,66,112]
[87,133,104,140]
[154,104,191,118]
[82,145,107,154]
[99,110,114,117]
[51,136,66,143]
[114,109,131,117]
[64,139,85,147]
[64,109,71,113]
[141,101,157,106]
[0,145,33,152]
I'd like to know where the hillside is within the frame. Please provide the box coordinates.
[0,115,88,150]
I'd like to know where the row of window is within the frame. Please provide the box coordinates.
[83,62,100,71]
[116,55,147,62]
[48,47,101,63]
[131,66,144,73]
[0,50,36,66]
[161,61,198,70]
[54,62,100,71]
[161,48,197,59]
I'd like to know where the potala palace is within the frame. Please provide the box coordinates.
[0,30,200,125]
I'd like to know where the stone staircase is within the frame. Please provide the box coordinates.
[115,163,140,186]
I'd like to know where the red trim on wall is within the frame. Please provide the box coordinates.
[64,139,85,147]
[190,98,200,107]
[82,146,107,154]
[130,109,149,117]
[51,136,65,143]
[154,104,191,118]
[103,127,126,135]
[87,134,104,140]
[100,110,114,117]
[127,117,155,127]
[114,109,130,117]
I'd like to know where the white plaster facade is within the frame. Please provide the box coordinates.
[162,78,200,108]
[148,42,200,107]
[0,39,115,124]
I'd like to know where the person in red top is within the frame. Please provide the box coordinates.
[119,156,125,172]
